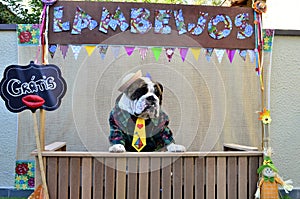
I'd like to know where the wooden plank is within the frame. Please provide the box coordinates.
[195,157,205,199]
[150,158,161,199]
[116,158,126,199]
[105,158,116,199]
[238,157,248,199]
[93,158,104,199]
[82,157,92,198]
[70,157,81,199]
[173,157,183,199]
[227,157,237,199]
[127,158,138,199]
[184,157,194,199]
[58,157,69,199]
[206,157,216,199]
[162,157,172,199]
[217,157,226,199]
[37,151,263,158]
[47,157,58,199]
[139,157,149,199]
[248,157,259,199]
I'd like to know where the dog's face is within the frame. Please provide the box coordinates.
[123,77,163,119]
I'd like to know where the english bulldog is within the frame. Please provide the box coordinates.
[108,70,186,152]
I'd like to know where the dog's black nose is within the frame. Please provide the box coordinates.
[146,96,156,102]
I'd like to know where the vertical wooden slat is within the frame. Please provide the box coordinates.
[139,157,149,199]
[127,158,138,199]
[227,157,237,199]
[150,157,161,199]
[217,157,226,199]
[206,157,215,199]
[238,157,248,199]
[173,157,183,199]
[70,157,81,199]
[47,157,58,199]
[82,157,92,199]
[58,157,69,199]
[195,157,205,199]
[35,157,42,187]
[105,158,116,199]
[162,157,172,199]
[116,158,126,199]
[184,157,194,199]
[93,158,104,199]
[248,157,259,199]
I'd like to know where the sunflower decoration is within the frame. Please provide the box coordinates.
[259,108,272,124]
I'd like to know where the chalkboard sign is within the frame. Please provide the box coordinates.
[0,61,67,113]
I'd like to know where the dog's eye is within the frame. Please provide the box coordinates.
[130,86,148,100]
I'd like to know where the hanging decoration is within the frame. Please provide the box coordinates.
[151,47,162,61]
[17,24,40,45]
[15,160,35,190]
[71,45,82,60]
[190,48,201,61]
[111,46,121,59]
[98,45,108,60]
[179,48,189,62]
[165,48,175,62]
[215,49,225,63]
[226,49,236,63]
[205,48,214,62]
[259,107,272,125]
[263,29,275,52]
[59,45,69,59]
[48,44,57,58]
[125,46,135,56]
[238,49,247,61]
[138,47,148,60]
[85,45,96,56]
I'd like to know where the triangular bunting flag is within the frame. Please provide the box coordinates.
[125,46,135,56]
[179,48,189,62]
[226,49,236,63]
[238,49,247,61]
[151,47,162,61]
[28,184,43,199]
[98,45,108,60]
[111,46,120,59]
[70,45,82,60]
[165,48,175,62]
[85,46,96,56]
[59,45,69,59]
[190,48,201,61]
[248,50,255,63]
[48,44,57,59]
[138,48,148,60]
[215,49,225,63]
[205,48,214,62]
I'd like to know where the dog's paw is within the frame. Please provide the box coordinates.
[167,143,186,152]
[109,144,126,152]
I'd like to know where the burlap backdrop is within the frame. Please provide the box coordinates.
[16,42,263,160]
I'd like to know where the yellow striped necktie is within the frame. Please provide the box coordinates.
[132,118,146,152]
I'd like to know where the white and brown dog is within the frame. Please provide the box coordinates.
[108,70,185,152]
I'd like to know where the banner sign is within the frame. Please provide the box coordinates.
[0,62,67,113]
[49,1,255,49]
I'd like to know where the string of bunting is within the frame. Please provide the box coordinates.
[17,25,274,65]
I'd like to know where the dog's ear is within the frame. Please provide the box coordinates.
[154,82,163,105]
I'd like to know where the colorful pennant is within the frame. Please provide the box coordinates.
[238,49,247,61]
[111,46,121,58]
[125,46,135,56]
[226,49,236,63]
[59,45,69,59]
[190,48,201,61]
[205,48,214,62]
[179,48,189,62]
[98,45,108,60]
[165,48,175,62]
[151,47,162,61]
[85,45,96,56]
[48,44,57,58]
[215,49,225,63]
[71,45,82,60]
[138,48,148,60]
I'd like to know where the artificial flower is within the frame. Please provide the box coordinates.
[259,108,272,124]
